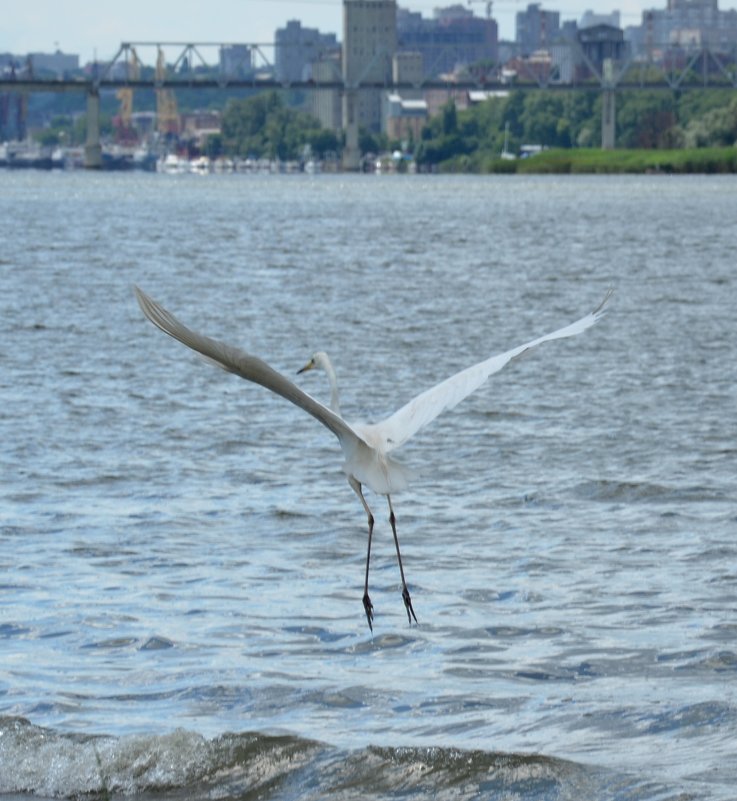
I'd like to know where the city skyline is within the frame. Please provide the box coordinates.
[5,0,685,64]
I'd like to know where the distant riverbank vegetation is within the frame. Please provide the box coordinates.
[218,91,341,162]
[29,86,737,174]
[481,145,737,174]
[216,88,737,174]
[414,88,737,173]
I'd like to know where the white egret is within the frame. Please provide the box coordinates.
[135,287,610,630]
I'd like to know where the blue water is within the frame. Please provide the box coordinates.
[1,171,736,799]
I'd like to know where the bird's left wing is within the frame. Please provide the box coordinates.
[134,287,365,449]
[374,292,611,453]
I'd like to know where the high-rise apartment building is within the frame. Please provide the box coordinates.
[666,0,717,9]
[342,0,397,128]
[580,11,621,30]
[219,45,252,78]
[28,50,79,76]
[397,5,498,78]
[342,0,397,167]
[629,0,737,54]
[310,51,343,131]
[515,3,561,55]
[275,20,338,83]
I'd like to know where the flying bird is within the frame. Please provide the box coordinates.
[135,286,610,630]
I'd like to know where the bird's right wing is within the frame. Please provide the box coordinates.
[134,287,365,449]
[374,292,611,452]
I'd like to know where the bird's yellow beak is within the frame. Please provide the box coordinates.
[297,358,315,375]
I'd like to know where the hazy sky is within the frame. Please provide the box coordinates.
[5,1,663,64]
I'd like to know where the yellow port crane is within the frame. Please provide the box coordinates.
[115,46,140,141]
[156,48,180,135]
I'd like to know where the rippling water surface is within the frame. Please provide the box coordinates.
[1,171,736,799]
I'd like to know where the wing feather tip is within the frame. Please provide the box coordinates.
[593,288,614,320]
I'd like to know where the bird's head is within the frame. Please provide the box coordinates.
[297,352,340,414]
[297,351,329,375]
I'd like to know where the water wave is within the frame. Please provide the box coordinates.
[0,716,321,799]
[572,478,729,505]
[0,717,683,800]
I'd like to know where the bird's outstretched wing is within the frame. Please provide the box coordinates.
[134,287,365,448]
[373,292,611,453]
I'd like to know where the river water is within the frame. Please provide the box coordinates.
[0,170,735,800]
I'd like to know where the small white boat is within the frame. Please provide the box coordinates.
[189,156,211,174]
[501,122,516,160]
[157,154,188,174]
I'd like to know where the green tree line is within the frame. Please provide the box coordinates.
[28,86,737,169]
[416,88,737,171]
[217,88,737,168]
[219,91,340,160]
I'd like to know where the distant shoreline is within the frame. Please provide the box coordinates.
[3,145,736,175]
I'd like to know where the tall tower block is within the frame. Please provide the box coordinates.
[342,0,397,170]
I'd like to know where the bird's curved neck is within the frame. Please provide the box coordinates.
[322,357,341,417]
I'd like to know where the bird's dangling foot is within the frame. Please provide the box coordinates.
[402,586,418,625]
[363,592,374,631]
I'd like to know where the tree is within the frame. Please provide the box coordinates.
[307,128,340,158]
[205,133,224,159]
[681,96,737,148]
[221,91,333,160]
[616,92,678,148]
[504,91,525,138]
[441,101,458,135]
[358,127,388,156]
[520,93,569,146]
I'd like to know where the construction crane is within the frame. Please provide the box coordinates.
[115,46,139,143]
[467,0,493,18]
[156,47,180,136]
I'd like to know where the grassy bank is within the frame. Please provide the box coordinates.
[480,146,737,174]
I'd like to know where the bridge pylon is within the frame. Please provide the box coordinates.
[84,89,102,168]
[341,90,361,171]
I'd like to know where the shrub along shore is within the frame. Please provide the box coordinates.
[476,147,737,174]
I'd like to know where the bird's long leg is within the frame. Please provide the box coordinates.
[387,496,418,625]
[349,477,375,631]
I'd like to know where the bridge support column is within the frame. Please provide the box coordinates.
[600,59,616,150]
[342,89,361,172]
[601,89,616,150]
[84,89,103,169]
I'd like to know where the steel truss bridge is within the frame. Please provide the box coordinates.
[2,40,736,168]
